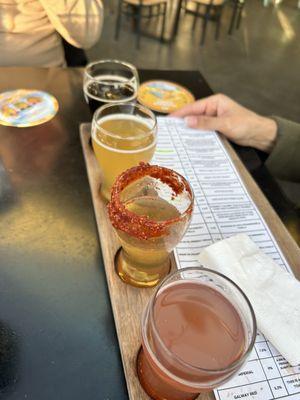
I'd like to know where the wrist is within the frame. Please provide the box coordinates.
[251,116,277,153]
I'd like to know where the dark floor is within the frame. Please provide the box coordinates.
[88,0,300,122]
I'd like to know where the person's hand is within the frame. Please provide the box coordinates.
[171,94,277,153]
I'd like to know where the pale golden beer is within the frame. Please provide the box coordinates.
[117,196,181,286]
[91,103,157,200]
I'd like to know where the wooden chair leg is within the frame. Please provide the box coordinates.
[193,3,201,31]
[158,4,162,17]
[200,6,210,45]
[215,6,223,40]
[161,3,167,42]
[135,6,142,49]
[228,0,238,35]
[236,4,243,30]
[115,0,123,40]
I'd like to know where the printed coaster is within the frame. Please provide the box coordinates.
[138,80,195,114]
[0,89,59,127]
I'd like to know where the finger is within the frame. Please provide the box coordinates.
[170,100,206,118]
[170,94,222,118]
[205,101,219,117]
[185,115,224,133]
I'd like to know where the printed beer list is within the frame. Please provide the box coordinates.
[153,117,300,400]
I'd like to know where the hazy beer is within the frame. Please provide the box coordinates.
[108,164,194,288]
[117,196,181,286]
[91,104,157,200]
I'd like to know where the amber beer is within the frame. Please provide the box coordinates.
[137,268,257,400]
[91,104,157,200]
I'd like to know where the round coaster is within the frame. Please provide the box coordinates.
[0,89,59,127]
[137,80,195,114]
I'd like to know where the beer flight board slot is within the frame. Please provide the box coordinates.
[80,121,300,400]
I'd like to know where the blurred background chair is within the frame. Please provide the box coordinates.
[182,0,225,45]
[228,0,246,35]
[115,0,168,48]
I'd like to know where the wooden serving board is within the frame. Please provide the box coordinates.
[79,123,300,400]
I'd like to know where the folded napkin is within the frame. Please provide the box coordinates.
[198,233,300,366]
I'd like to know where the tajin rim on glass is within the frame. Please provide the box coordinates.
[85,59,138,84]
[108,163,194,240]
[93,102,157,141]
[142,266,257,388]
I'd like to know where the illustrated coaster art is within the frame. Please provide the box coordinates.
[0,89,59,127]
[137,80,195,114]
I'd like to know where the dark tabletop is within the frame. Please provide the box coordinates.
[0,67,298,400]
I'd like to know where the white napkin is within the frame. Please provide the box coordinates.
[197,233,300,366]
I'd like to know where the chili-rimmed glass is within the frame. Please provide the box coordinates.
[108,163,194,287]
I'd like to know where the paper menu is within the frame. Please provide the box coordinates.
[153,117,300,400]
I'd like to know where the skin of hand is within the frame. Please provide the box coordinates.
[171,94,278,153]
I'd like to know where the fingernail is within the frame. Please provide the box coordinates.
[185,116,197,127]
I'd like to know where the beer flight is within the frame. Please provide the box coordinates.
[83,60,257,400]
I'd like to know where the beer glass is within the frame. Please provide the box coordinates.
[108,163,194,288]
[137,267,257,400]
[83,60,139,112]
[91,103,157,201]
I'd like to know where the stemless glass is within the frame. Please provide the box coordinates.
[91,103,157,201]
[83,59,139,113]
[108,163,194,288]
[137,267,257,400]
